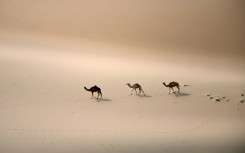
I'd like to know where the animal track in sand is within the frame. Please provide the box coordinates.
[205,92,245,104]
[240,99,244,103]
[206,93,211,97]
[205,93,229,102]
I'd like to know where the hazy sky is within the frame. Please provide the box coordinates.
[0,0,245,59]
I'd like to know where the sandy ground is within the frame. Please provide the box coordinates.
[0,1,245,152]
[0,30,245,153]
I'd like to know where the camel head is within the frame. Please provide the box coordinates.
[163,82,168,87]
[126,83,132,88]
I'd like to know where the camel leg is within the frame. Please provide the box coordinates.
[93,92,97,98]
[141,89,145,96]
[98,92,102,99]
[177,86,180,93]
[138,88,141,95]
[134,88,138,94]
[91,92,94,99]
[169,88,170,94]
[131,89,134,95]
[100,92,102,99]
[171,87,176,94]
[96,92,100,99]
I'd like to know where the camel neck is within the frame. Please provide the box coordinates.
[84,87,90,91]
[127,84,133,88]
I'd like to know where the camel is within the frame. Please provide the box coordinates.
[126,83,145,96]
[84,85,102,99]
[163,81,180,94]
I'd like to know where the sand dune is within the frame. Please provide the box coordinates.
[0,0,245,152]
[0,31,245,153]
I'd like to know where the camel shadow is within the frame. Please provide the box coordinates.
[97,98,112,102]
[138,95,152,98]
[174,92,190,97]
[128,94,152,98]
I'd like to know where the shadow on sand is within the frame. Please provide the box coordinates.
[138,95,152,98]
[126,94,152,98]
[174,92,190,97]
[97,98,112,102]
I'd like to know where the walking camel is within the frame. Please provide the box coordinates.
[163,81,180,94]
[126,83,145,96]
[84,85,102,99]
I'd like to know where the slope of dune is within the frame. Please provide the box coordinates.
[0,0,245,152]
[0,30,245,153]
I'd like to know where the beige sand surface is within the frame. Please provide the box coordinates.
[0,0,245,152]
[0,30,245,153]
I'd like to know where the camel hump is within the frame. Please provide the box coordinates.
[94,85,101,90]
[173,82,180,86]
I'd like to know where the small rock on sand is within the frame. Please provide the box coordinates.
[206,94,211,97]
[241,94,244,96]
[240,99,244,103]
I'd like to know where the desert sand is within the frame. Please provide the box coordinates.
[1,0,245,153]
